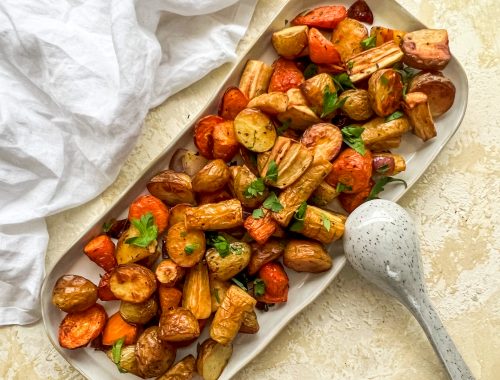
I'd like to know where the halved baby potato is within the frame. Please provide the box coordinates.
[234,108,277,152]
[271,25,309,59]
[119,297,158,325]
[299,73,336,112]
[339,89,373,121]
[206,242,251,281]
[300,123,343,162]
[109,264,157,303]
[52,274,97,313]
[158,307,200,342]
[284,239,332,273]
[277,105,322,130]
[147,170,196,206]
[135,326,176,378]
[115,225,157,265]
[368,68,403,117]
[247,92,288,115]
[196,338,233,380]
[165,222,206,268]
[192,159,230,194]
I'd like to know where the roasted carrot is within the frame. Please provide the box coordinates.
[308,28,342,64]
[326,148,373,194]
[213,120,239,162]
[97,272,118,301]
[128,194,169,233]
[243,209,277,245]
[257,262,289,304]
[338,180,373,213]
[194,115,225,159]
[83,235,117,272]
[102,312,139,346]
[58,304,107,349]
[291,5,347,29]
[158,285,183,312]
[268,58,305,93]
[218,87,248,120]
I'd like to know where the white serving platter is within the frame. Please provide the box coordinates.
[41,0,468,379]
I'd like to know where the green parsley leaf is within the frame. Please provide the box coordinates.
[184,243,198,255]
[332,73,356,91]
[263,192,284,212]
[321,86,347,118]
[112,338,127,373]
[125,212,158,248]
[231,277,247,291]
[289,201,307,232]
[321,214,331,232]
[265,160,279,182]
[341,126,366,155]
[376,164,390,174]
[102,220,113,233]
[347,61,354,70]
[230,243,244,255]
[304,63,318,79]
[254,278,266,297]
[207,234,230,257]
[214,288,221,304]
[336,182,352,193]
[277,119,291,135]
[361,35,376,50]
[366,177,408,201]
[244,178,266,198]
[252,208,265,219]
[386,110,404,122]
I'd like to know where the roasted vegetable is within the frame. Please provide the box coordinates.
[128,194,169,234]
[196,338,233,380]
[158,285,182,312]
[147,170,196,206]
[308,28,341,64]
[58,304,107,349]
[299,73,336,112]
[372,153,406,176]
[233,108,277,152]
[293,206,346,244]
[291,5,347,29]
[408,71,456,117]
[347,41,404,82]
[239,310,260,334]
[210,276,231,312]
[284,239,332,272]
[119,297,158,325]
[206,242,251,281]
[185,199,243,231]
[277,105,322,130]
[310,181,339,207]
[158,307,200,342]
[165,222,206,267]
[247,92,288,115]
[157,355,196,380]
[136,326,176,378]
[182,261,212,319]
[286,87,309,107]
[370,26,406,46]
[339,89,373,121]
[243,208,279,245]
[169,148,209,177]
[273,159,332,226]
[213,120,240,162]
[268,57,304,93]
[301,123,342,162]
[155,259,186,286]
[116,224,157,265]
[338,181,373,213]
[403,92,436,141]
[210,285,256,345]
[52,275,98,313]
[218,87,249,120]
[83,235,116,272]
[197,189,233,206]
[229,165,268,209]
[194,115,224,160]
[347,0,373,24]
[367,136,402,151]
[239,60,273,99]
[248,239,285,275]
[97,272,118,301]
[368,69,403,117]
[192,159,230,194]
[331,18,368,62]
[102,312,139,346]
[361,117,411,147]
[402,29,451,70]
[106,345,142,377]
[271,25,309,59]
[109,264,157,303]
[256,262,289,304]
[326,148,372,194]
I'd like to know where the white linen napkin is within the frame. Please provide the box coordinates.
[0,0,257,325]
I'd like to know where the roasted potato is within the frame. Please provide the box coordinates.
[229,165,268,209]
[185,199,243,231]
[239,60,273,99]
[339,89,373,121]
[206,242,251,281]
[109,264,157,303]
[310,181,339,207]
[234,108,277,152]
[196,338,233,380]
[408,71,456,117]
[286,87,309,107]
[192,159,230,194]
[402,29,451,70]
[294,206,346,244]
[301,123,343,162]
[83,235,116,272]
[182,261,212,319]
[116,225,157,265]
[210,285,256,345]
[97,272,118,301]
[58,304,107,349]
[239,147,259,176]
[273,159,332,226]
[218,86,249,121]
[52,275,98,313]
[197,189,233,206]
[170,148,209,177]
[284,239,332,272]
[248,239,285,275]
[403,92,436,141]
[166,222,206,268]
[299,73,336,113]
[169,205,193,228]
[213,120,239,162]
[158,285,182,312]
[372,153,406,176]
[268,57,305,93]
[210,276,231,313]
[157,355,196,380]
[272,25,309,59]
[158,307,200,342]
[361,117,411,146]
[367,136,402,151]
[155,259,186,286]
[368,69,403,117]
[243,208,279,245]
[119,297,158,325]
[331,17,368,62]
[247,92,288,115]
[147,170,196,206]
[277,105,322,130]
[102,312,139,346]
[370,26,406,46]
[239,310,259,334]
[194,115,224,159]
[135,326,176,378]
[326,148,372,193]
[106,345,142,377]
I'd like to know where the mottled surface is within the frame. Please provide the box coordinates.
[1,0,499,379]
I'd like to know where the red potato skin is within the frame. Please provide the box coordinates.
[291,5,347,29]
[256,262,289,304]
[339,180,374,213]
[326,148,373,194]
[268,58,305,93]
[83,235,117,272]
[128,194,169,233]
[218,87,249,120]
[308,28,342,64]
[194,115,225,159]
[97,272,118,301]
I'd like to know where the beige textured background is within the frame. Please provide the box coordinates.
[1,0,499,379]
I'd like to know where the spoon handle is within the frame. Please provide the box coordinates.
[407,294,475,380]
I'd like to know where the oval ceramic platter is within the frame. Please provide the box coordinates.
[41,0,468,379]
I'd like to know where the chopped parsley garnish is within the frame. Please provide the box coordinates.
[380,74,389,86]
[321,86,347,118]
[304,63,318,79]
[245,178,266,198]
[265,160,279,182]
[184,243,198,255]
[231,277,247,291]
[341,126,366,155]
[252,208,265,219]
[125,212,158,248]
[254,278,266,297]
[262,192,284,212]
[230,243,244,255]
[367,177,408,201]
[214,288,221,304]
[289,201,307,232]
[207,234,230,257]
[332,73,356,91]
[336,182,353,193]
[321,214,331,232]
[347,61,354,70]
[111,338,127,373]
[386,110,404,122]
[102,220,113,233]
[277,119,291,135]
[361,35,376,50]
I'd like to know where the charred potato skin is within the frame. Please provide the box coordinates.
[109,264,157,304]
[52,275,98,313]
[331,17,368,62]
[339,89,374,121]
[185,199,243,231]
[206,242,251,281]
[284,239,332,273]
[368,69,404,117]
[299,73,336,112]
[119,297,158,325]
[408,71,456,117]
[157,355,196,380]
[147,170,196,206]
[248,239,285,275]
[158,307,200,342]
[135,326,176,378]
[192,159,230,194]
[196,339,233,380]
[402,29,451,70]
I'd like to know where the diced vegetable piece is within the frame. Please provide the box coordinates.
[83,235,116,272]
[408,71,456,117]
[157,355,196,380]
[196,339,233,380]
[59,304,107,349]
[277,105,322,130]
[165,222,205,268]
[109,264,157,303]
[158,285,182,312]
[338,181,373,213]
[213,120,240,162]
[206,242,251,281]
[247,92,289,115]
[370,26,406,46]
[291,5,347,29]
[248,239,285,275]
[310,181,339,207]
[403,92,436,141]
[402,29,451,70]
[300,73,336,112]
[331,18,368,62]
[239,60,273,99]
[159,307,200,342]
[301,123,342,162]
[272,25,309,59]
[129,194,169,233]
[185,199,243,231]
[256,262,289,304]
[326,148,372,194]
[372,153,406,176]
[308,28,341,64]
[243,208,278,245]
[233,108,277,152]
[229,165,268,209]
[155,259,186,286]
[268,57,305,93]
[192,159,230,194]
[339,89,373,121]
[102,311,138,346]
[147,170,196,206]
[239,310,260,334]
[182,261,212,319]
[97,272,118,301]
[368,69,403,117]
[194,115,224,159]
[286,87,309,107]
[218,87,249,120]
[119,297,158,325]
[293,206,346,244]
[52,275,98,313]
[135,326,176,378]
[361,117,410,146]
[284,239,332,272]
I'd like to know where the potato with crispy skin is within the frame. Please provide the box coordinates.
[247,92,288,115]
[284,239,332,273]
[229,165,268,209]
[331,17,368,62]
[166,222,206,268]
[368,69,404,117]
[403,92,436,141]
[218,87,248,120]
[268,57,304,93]
[293,206,346,244]
[277,105,322,130]
[136,326,176,378]
[339,89,373,121]
[248,239,285,275]
[234,108,277,153]
[119,297,158,325]
[310,181,339,207]
[192,159,230,194]
[52,275,98,313]
[155,259,186,286]
[109,264,157,303]
[301,123,343,162]
[115,225,157,265]
[286,87,309,107]
[272,25,309,59]
[182,261,212,319]
[185,199,243,231]
[196,339,233,380]
[239,60,273,99]
[58,304,107,349]
[402,29,451,70]
[206,242,251,281]
[239,310,259,334]
[106,345,141,377]
[147,170,196,206]
[326,148,372,194]
[157,355,196,380]
[158,307,200,342]
[300,73,336,112]
[408,71,456,117]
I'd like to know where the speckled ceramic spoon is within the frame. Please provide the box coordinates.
[343,199,474,380]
